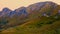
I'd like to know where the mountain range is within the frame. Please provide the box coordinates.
[0,1,60,34]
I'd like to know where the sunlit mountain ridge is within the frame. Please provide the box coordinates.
[0,1,60,34]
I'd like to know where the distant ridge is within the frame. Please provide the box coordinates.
[0,1,58,17]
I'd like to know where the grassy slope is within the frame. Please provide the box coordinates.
[1,16,60,34]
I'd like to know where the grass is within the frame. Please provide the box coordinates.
[1,16,60,34]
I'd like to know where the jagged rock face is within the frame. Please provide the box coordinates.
[0,8,12,17]
[15,7,28,16]
[0,1,58,17]
[27,1,57,12]
[27,1,58,18]
[0,7,28,18]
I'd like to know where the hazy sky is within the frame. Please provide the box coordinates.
[0,0,60,10]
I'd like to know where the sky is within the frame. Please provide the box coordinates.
[0,0,60,10]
